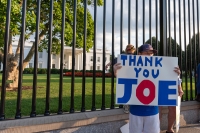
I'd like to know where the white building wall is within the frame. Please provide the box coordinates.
[11,41,48,69]
[85,48,110,71]
[1,41,111,71]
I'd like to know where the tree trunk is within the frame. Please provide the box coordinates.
[5,33,19,89]
[5,30,45,89]
[6,54,19,89]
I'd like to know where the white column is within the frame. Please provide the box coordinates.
[76,54,79,70]
[68,55,71,69]
[58,56,60,69]
[79,53,83,70]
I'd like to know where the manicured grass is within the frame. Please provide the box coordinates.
[0,74,197,119]
[0,74,117,119]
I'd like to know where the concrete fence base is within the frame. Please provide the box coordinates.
[0,101,199,133]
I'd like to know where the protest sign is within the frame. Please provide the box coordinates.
[116,54,178,106]
[176,96,181,133]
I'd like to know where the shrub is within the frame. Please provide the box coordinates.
[63,71,112,77]
[51,68,59,74]
[23,68,34,74]
[38,68,47,74]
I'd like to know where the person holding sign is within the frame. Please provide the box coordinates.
[106,44,136,114]
[159,80,183,133]
[114,44,182,133]
[105,44,136,71]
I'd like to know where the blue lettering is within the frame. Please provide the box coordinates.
[158,81,177,105]
[155,57,163,67]
[137,56,143,66]
[145,56,153,66]
[129,55,136,66]
[117,78,138,103]
[152,69,159,79]
[143,69,149,78]
[121,55,127,66]
[134,68,142,78]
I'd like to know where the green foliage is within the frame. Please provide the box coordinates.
[37,68,47,74]
[23,68,34,74]
[23,68,103,74]
[51,68,59,74]
[186,33,200,70]
[145,36,186,70]
[0,0,103,52]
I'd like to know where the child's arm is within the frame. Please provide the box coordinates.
[178,77,184,97]
[105,62,111,70]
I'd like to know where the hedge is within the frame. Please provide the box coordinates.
[64,71,112,77]
[23,68,104,74]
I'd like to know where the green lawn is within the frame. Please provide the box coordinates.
[0,74,197,119]
[0,74,117,119]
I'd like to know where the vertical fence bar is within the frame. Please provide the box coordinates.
[81,0,87,112]
[155,0,158,54]
[149,0,152,44]
[101,0,106,110]
[196,0,200,96]
[70,0,77,113]
[188,0,193,100]
[111,0,115,109]
[118,0,123,108]
[183,0,188,101]
[128,0,131,44]
[136,0,138,50]
[120,0,123,54]
[92,0,97,111]
[15,0,27,119]
[160,0,167,56]
[44,0,53,116]
[57,0,66,114]
[0,0,11,120]
[168,0,172,56]
[178,0,183,81]
[143,0,145,44]
[30,0,41,117]
[174,0,177,57]
[192,0,197,98]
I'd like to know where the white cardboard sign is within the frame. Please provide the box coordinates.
[176,96,181,133]
[116,54,178,106]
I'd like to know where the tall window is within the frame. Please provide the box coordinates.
[52,54,56,59]
[97,57,100,62]
[64,54,66,60]
[97,66,100,70]
[52,64,55,68]
[38,63,42,68]
[90,66,93,70]
[90,56,93,61]
[39,52,43,58]
[29,63,33,68]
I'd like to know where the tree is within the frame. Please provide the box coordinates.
[0,0,103,89]
[145,36,160,55]
[145,36,185,70]
[186,33,200,71]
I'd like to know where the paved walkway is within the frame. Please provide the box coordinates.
[41,122,200,133]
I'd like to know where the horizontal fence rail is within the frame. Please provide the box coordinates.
[0,0,199,121]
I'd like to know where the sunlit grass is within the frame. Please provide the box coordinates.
[0,74,196,119]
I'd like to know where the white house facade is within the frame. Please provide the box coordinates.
[4,41,111,71]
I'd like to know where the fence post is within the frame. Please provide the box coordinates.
[160,0,167,56]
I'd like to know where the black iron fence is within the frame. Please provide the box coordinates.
[0,0,199,120]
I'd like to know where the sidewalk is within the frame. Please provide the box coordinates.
[42,122,200,133]
[161,124,200,133]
